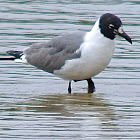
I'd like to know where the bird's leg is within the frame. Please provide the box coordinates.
[68,81,72,94]
[87,78,95,93]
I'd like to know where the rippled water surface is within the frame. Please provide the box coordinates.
[0,0,140,139]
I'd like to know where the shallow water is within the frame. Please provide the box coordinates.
[0,0,140,139]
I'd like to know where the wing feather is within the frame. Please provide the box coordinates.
[24,31,85,73]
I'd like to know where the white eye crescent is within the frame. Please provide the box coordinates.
[109,24,115,29]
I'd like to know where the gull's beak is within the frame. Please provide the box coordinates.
[114,27,132,44]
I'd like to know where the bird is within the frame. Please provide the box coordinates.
[5,13,132,93]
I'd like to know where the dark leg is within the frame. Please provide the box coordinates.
[87,78,95,93]
[68,81,72,94]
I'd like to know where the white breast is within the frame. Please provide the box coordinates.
[54,19,115,80]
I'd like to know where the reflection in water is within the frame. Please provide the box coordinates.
[1,92,139,139]
[17,93,119,130]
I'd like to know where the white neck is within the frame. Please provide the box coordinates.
[85,18,115,45]
[90,18,100,33]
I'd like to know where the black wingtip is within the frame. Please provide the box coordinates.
[6,50,23,58]
[0,50,23,61]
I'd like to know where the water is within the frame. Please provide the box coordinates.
[0,0,140,139]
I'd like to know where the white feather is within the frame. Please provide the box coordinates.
[54,18,115,80]
[14,55,27,63]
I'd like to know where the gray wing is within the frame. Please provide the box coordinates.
[24,31,86,73]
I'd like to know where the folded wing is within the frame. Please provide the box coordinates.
[24,31,85,73]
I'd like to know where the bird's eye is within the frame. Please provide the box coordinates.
[109,24,115,29]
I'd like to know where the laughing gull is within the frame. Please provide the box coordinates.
[6,13,132,93]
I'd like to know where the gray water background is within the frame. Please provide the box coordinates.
[0,0,140,139]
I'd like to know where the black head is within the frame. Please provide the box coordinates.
[99,13,132,44]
